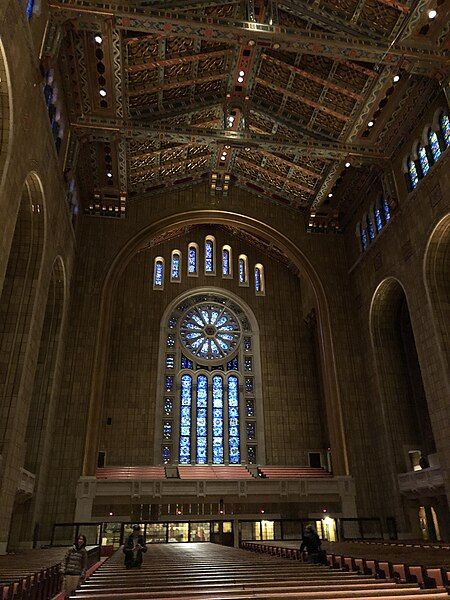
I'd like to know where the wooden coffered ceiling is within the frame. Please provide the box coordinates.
[47,0,449,225]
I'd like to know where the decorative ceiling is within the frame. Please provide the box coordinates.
[47,0,449,228]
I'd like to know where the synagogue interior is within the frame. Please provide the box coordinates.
[0,0,449,596]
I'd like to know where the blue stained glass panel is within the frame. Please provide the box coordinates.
[154,260,164,287]
[179,374,192,463]
[367,215,375,241]
[188,246,197,274]
[428,130,441,162]
[246,398,255,417]
[166,355,175,369]
[168,316,177,329]
[418,145,429,176]
[205,240,214,272]
[163,420,172,439]
[247,446,256,464]
[196,375,208,464]
[26,0,34,19]
[244,357,252,372]
[212,375,224,464]
[171,253,181,280]
[167,334,175,348]
[408,158,418,189]
[162,446,171,463]
[255,268,261,293]
[382,198,391,222]
[439,113,450,147]
[181,355,194,369]
[360,225,368,251]
[165,376,174,391]
[239,258,246,283]
[164,398,173,416]
[222,249,230,276]
[244,337,252,351]
[227,357,238,370]
[246,421,256,440]
[374,206,383,233]
[245,377,253,392]
[228,375,240,463]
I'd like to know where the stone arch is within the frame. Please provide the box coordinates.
[82,210,349,478]
[0,37,12,191]
[0,173,45,451]
[370,278,435,476]
[423,214,450,381]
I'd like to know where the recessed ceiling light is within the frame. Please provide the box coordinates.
[237,76,244,83]
[239,70,245,77]
[99,88,107,97]
[393,74,400,83]
[368,120,374,127]
[245,147,250,151]
[328,193,333,198]
[345,162,351,167]
[428,9,437,18]
[107,172,112,178]
[94,34,103,44]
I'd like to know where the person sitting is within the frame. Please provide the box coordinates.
[123,525,147,569]
[300,525,326,564]
[62,534,87,596]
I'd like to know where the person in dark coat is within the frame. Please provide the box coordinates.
[300,525,325,564]
[62,534,88,595]
[123,525,147,569]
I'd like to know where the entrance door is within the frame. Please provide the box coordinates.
[211,521,234,546]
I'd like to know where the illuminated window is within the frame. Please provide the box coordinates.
[382,197,391,223]
[254,264,265,296]
[153,257,164,290]
[238,255,249,286]
[205,236,216,274]
[366,214,375,242]
[407,157,418,190]
[374,203,383,233]
[417,144,430,177]
[359,223,368,252]
[187,243,198,276]
[439,112,450,148]
[171,250,181,283]
[428,129,441,162]
[222,245,232,277]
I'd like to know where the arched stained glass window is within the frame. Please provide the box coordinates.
[228,375,240,464]
[417,144,429,176]
[196,375,208,464]
[212,375,224,464]
[158,292,263,466]
[382,197,391,222]
[153,257,164,289]
[359,223,368,252]
[439,112,450,148]
[428,129,441,162]
[238,255,248,286]
[205,236,216,274]
[407,157,418,190]
[187,243,198,276]
[254,264,265,296]
[171,250,181,282]
[26,0,34,19]
[366,214,375,242]
[222,245,232,277]
[374,203,383,233]
[179,374,192,464]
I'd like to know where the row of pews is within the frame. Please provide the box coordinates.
[243,540,450,591]
[69,542,450,600]
[0,547,66,600]
[95,465,331,480]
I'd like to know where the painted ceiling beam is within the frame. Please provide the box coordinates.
[236,155,316,194]
[71,117,388,161]
[256,149,323,180]
[127,48,234,73]
[131,152,211,177]
[49,1,449,71]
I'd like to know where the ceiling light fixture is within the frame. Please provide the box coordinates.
[94,34,103,44]
[393,74,400,83]
[239,70,245,77]
[237,76,244,83]
[368,120,374,127]
[99,88,107,97]
[345,162,351,167]
[107,172,112,178]
[428,9,437,18]
[328,193,333,198]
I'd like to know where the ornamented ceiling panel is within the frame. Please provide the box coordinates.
[49,0,449,223]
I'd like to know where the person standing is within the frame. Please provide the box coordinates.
[300,525,326,564]
[123,525,147,569]
[62,534,88,596]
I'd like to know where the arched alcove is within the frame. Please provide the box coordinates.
[83,212,348,478]
[370,278,436,474]
[424,214,450,379]
[0,38,12,190]
[0,173,45,451]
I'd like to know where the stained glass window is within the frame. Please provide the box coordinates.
[163,420,172,440]
[417,144,429,176]
[179,374,192,464]
[366,215,375,242]
[382,197,391,222]
[227,357,238,370]
[181,355,193,370]
[168,316,177,329]
[162,446,171,463]
[428,129,441,162]
[374,204,383,233]
[408,157,418,190]
[222,247,231,276]
[205,238,215,273]
[439,112,450,148]
[255,267,261,292]
[244,357,252,372]
[254,264,265,295]
[179,303,241,361]
[246,422,256,440]
[164,398,173,416]
[246,398,255,417]
[188,244,198,276]
[244,337,252,351]
[238,255,248,285]
[26,0,34,19]
[228,375,240,464]
[196,375,208,464]
[245,377,253,393]
[165,376,174,392]
[166,355,175,369]
[360,224,368,252]
[166,334,175,348]
[171,251,181,282]
[212,375,224,464]
[153,258,164,288]
[247,446,257,464]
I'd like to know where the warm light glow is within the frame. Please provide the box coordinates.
[239,70,245,77]
[393,74,400,83]
[107,172,112,178]
[428,9,437,18]
[345,162,351,167]
[368,120,374,127]
[323,516,334,526]
[237,76,244,83]
[328,193,333,198]
[99,88,107,97]
[94,34,103,44]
